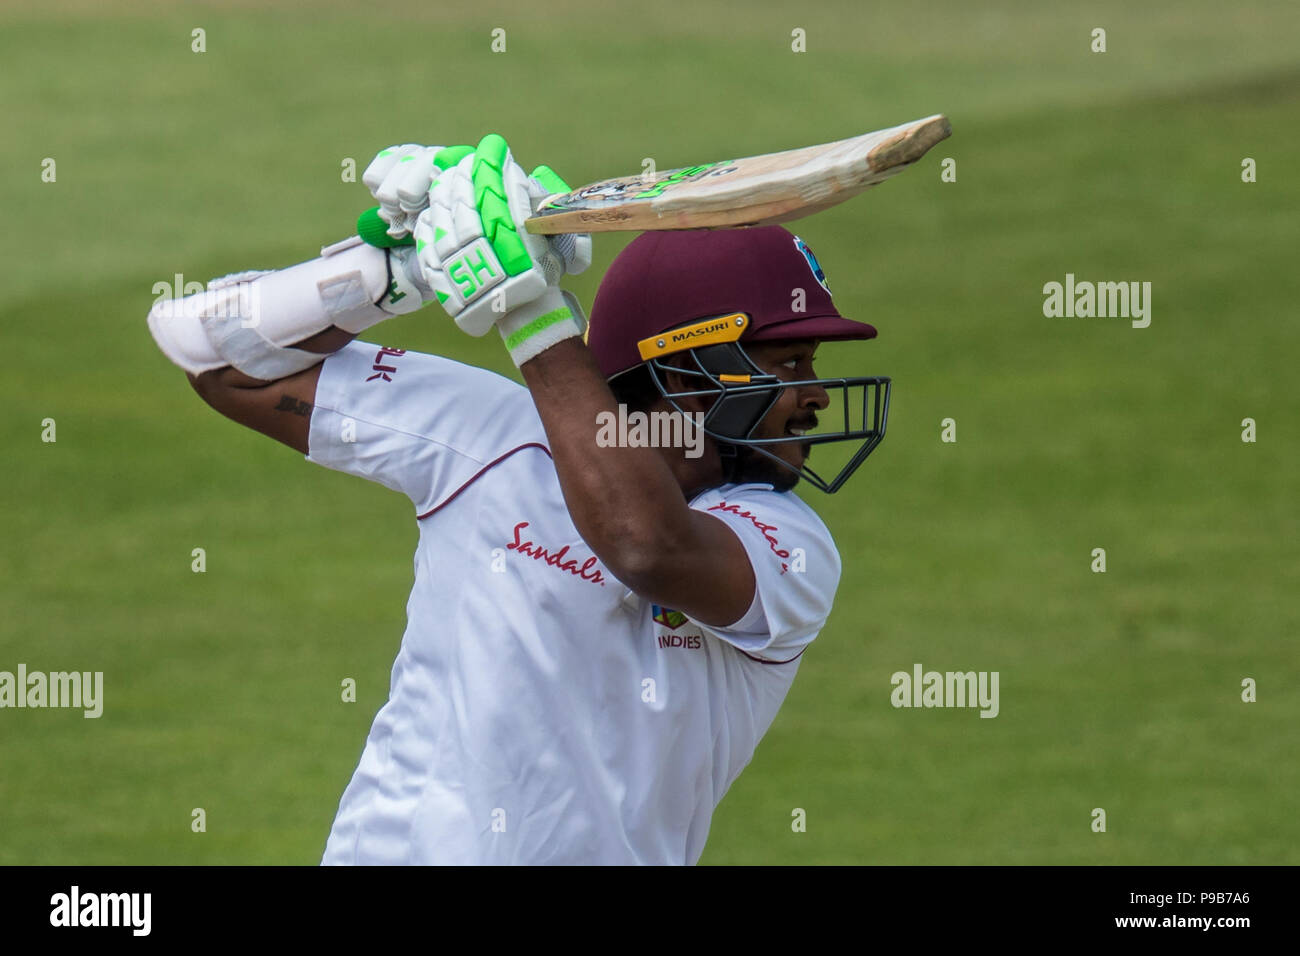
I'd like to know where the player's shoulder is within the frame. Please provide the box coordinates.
[317,340,534,432]
[689,482,832,536]
[687,483,841,657]
[689,482,839,576]
[310,340,544,464]
[323,340,525,397]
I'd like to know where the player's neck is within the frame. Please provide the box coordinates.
[661,442,727,501]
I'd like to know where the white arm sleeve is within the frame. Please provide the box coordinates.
[305,341,545,514]
[685,484,842,661]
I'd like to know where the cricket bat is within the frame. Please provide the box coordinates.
[525,114,951,234]
[359,115,950,245]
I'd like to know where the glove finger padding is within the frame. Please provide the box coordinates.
[394,154,442,215]
[471,136,568,288]
[393,144,476,217]
[362,144,423,194]
[471,134,538,276]
[544,230,592,276]
[440,158,486,256]
[363,143,475,238]
[376,149,440,236]
[526,165,591,275]
[364,145,432,236]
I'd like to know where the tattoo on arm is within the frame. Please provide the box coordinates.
[274,394,313,417]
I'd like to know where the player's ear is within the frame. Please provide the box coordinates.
[659,358,697,407]
[664,385,715,417]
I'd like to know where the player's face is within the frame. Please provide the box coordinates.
[731,339,828,490]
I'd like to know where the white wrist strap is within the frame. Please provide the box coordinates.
[498,288,586,368]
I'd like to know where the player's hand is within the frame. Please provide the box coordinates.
[362,143,474,238]
[410,133,592,337]
[521,165,593,278]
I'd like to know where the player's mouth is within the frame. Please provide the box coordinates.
[784,416,817,439]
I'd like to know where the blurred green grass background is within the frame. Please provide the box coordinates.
[1,0,1296,864]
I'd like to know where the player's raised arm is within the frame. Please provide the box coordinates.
[408,134,756,626]
[148,144,470,451]
[518,338,757,626]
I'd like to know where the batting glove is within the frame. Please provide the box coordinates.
[361,143,474,239]
[410,133,592,342]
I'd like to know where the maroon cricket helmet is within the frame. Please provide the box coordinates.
[583,226,890,494]
[586,226,877,380]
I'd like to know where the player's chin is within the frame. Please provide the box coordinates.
[733,444,804,492]
[779,437,812,468]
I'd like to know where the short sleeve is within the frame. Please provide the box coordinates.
[306,341,543,515]
[686,484,841,661]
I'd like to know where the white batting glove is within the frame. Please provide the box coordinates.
[362,143,474,238]
[410,133,591,339]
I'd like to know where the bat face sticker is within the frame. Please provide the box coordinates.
[540,161,740,211]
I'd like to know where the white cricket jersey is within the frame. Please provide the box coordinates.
[308,341,841,865]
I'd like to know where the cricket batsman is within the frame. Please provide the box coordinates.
[146,135,890,864]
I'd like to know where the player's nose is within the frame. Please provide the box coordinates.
[798,382,830,411]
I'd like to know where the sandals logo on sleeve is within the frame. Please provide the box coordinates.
[707,500,791,574]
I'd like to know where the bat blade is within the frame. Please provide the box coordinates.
[524,114,950,235]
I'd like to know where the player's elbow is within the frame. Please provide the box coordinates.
[598,534,691,597]
[574,504,700,594]
[186,369,223,410]
[185,368,248,422]
[602,547,661,594]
